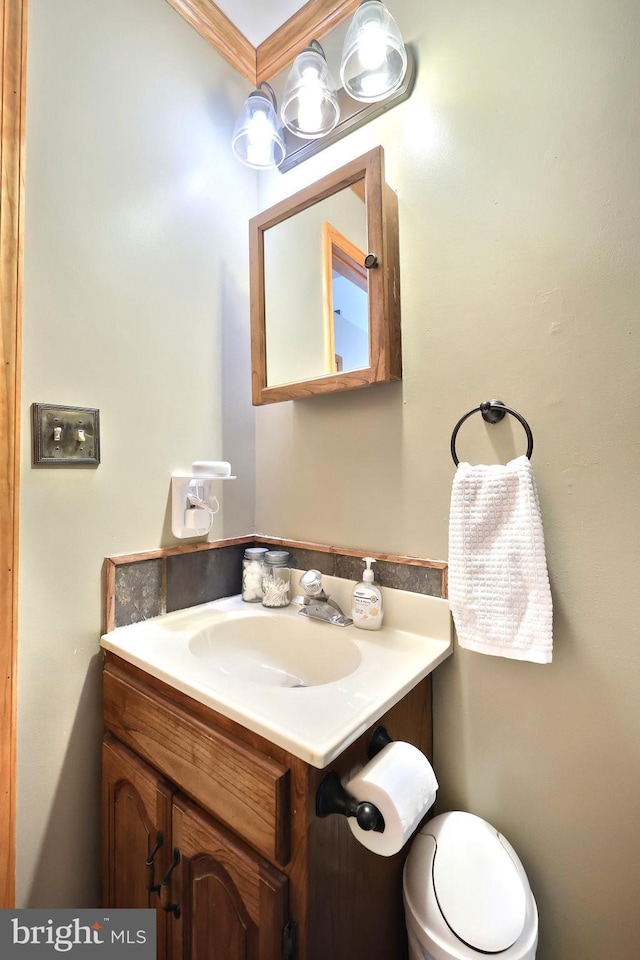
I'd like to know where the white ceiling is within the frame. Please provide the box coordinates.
[212,0,309,47]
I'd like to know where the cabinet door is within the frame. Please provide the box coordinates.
[102,735,174,960]
[170,795,289,960]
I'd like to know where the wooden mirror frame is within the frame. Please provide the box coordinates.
[249,146,401,405]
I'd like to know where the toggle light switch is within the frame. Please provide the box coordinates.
[32,403,100,466]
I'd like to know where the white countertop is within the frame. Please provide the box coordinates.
[101,573,452,768]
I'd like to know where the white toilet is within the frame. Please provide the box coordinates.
[403,812,538,960]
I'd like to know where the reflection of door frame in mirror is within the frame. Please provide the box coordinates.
[249,146,401,404]
[321,221,368,374]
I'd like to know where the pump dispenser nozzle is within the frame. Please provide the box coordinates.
[362,557,377,583]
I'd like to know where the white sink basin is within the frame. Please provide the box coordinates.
[101,573,452,767]
[189,614,362,687]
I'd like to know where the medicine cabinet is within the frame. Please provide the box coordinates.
[249,147,401,405]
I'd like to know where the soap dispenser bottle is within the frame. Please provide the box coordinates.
[351,558,383,630]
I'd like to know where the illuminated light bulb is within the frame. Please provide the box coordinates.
[358,20,387,71]
[297,69,325,134]
[281,41,340,139]
[340,1,408,103]
[231,83,285,169]
[245,110,273,167]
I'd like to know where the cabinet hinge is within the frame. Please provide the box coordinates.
[282,919,297,960]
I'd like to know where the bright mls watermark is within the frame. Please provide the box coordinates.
[0,909,156,957]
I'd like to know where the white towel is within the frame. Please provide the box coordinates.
[448,455,553,663]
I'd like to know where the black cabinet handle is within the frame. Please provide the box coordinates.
[161,848,181,919]
[146,830,164,866]
[146,830,164,894]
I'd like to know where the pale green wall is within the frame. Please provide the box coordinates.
[255,1,640,957]
[17,0,640,955]
[18,0,255,906]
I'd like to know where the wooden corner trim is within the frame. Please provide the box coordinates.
[163,0,257,85]
[105,535,256,567]
[165,0,363,89]
[254,535,448,575]
[103,537,256,634]
[256,0,360,84]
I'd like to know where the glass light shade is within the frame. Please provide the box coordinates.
[340,0,408,103]
[281,44,340,140]
[231,86,285,170]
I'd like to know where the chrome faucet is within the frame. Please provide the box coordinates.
[298,569,353,627]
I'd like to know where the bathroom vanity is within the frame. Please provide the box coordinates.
[101,578,451,960]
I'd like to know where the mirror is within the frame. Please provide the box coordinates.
[262,191,368,385]
[250,147,401,404]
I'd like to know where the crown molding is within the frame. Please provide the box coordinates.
[164,0,257,84]
[256,0,360,84]
[165,0,361,87]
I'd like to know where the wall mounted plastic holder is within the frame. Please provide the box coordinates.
[171,466,236,539]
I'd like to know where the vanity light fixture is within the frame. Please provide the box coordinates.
[231,2,415,172]
[281,40,340,140]
[340,0,408,102]
[231,82,285,170]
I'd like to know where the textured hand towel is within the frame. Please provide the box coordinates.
[448,455,553,663]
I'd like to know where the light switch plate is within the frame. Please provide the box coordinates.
[32,403,100,466]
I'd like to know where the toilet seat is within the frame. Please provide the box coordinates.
[403,812,538,960]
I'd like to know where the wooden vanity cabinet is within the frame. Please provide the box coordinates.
[102,734,173,960]
[102,735,288,960]
[102,653,433,960]
[170,794,288,960]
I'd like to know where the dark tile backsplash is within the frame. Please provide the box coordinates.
[114,559,163,627]
[166,544,245,612]
[334,554,444,597]
[254,545,445,599]
[254,544,335,578]
[111,540,445,629]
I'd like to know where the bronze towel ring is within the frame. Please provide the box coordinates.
[450,399,534,466]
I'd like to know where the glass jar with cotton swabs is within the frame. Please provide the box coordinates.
[261,551,292,608]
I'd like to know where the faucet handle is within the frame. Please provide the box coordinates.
[300,569,324,597]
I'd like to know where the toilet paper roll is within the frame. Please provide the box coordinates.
[346,741,438,857]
